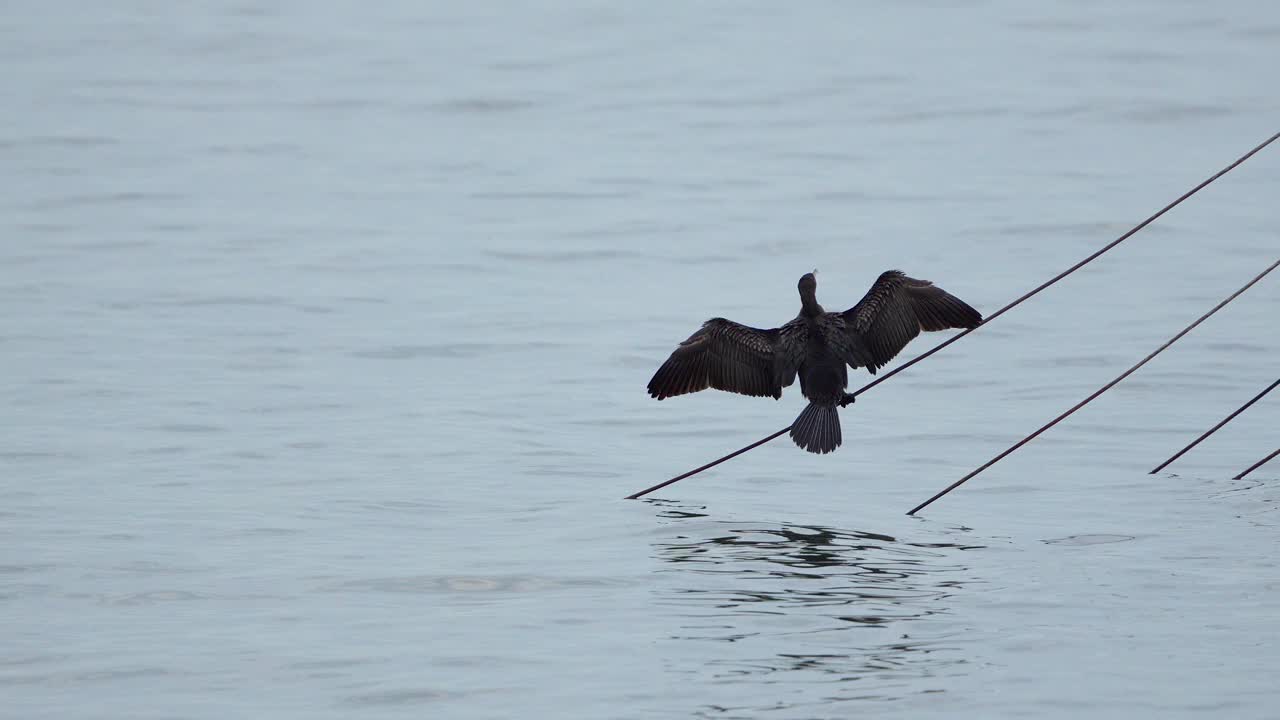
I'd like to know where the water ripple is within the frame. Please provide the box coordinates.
[651,509,983,713]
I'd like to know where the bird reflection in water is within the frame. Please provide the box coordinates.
[647,500,983,714]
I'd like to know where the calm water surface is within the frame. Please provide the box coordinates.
[3,1,1279,718]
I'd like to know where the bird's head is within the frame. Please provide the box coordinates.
[798,270,817,295]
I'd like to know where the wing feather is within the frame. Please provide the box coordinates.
[839,270,981,373]
[648,317,800,400]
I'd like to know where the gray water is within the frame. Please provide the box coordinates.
[3,2,1279,718]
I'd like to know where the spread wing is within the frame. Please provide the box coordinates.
[647,317,806,400]
[838,270,982,373]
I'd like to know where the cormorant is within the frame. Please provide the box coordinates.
[647,270,982,454]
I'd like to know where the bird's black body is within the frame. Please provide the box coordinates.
[647,271,982,453]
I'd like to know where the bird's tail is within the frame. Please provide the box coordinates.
[789,402,842,454]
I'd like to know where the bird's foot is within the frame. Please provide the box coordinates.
[839,393,857,408]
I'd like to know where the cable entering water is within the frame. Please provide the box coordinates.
[907,258,1280,516]
[1150,378,1279,474]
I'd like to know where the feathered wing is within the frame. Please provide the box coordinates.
[835,270,982,373]
[647,317,806,400]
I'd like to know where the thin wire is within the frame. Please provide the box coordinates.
[1150,378,1279,474]
[624,130,1280,500]
[1234,447,1280,480]
[907,258,1280,516]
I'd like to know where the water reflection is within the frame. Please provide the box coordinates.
[648,500,983,715]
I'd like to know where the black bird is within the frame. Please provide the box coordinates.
[647,270,982,454]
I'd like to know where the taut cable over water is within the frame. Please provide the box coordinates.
[1234,447,1280,480]
[1150,378,1279,474]
[625,130,1280,501]
[908,257,1280,516]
